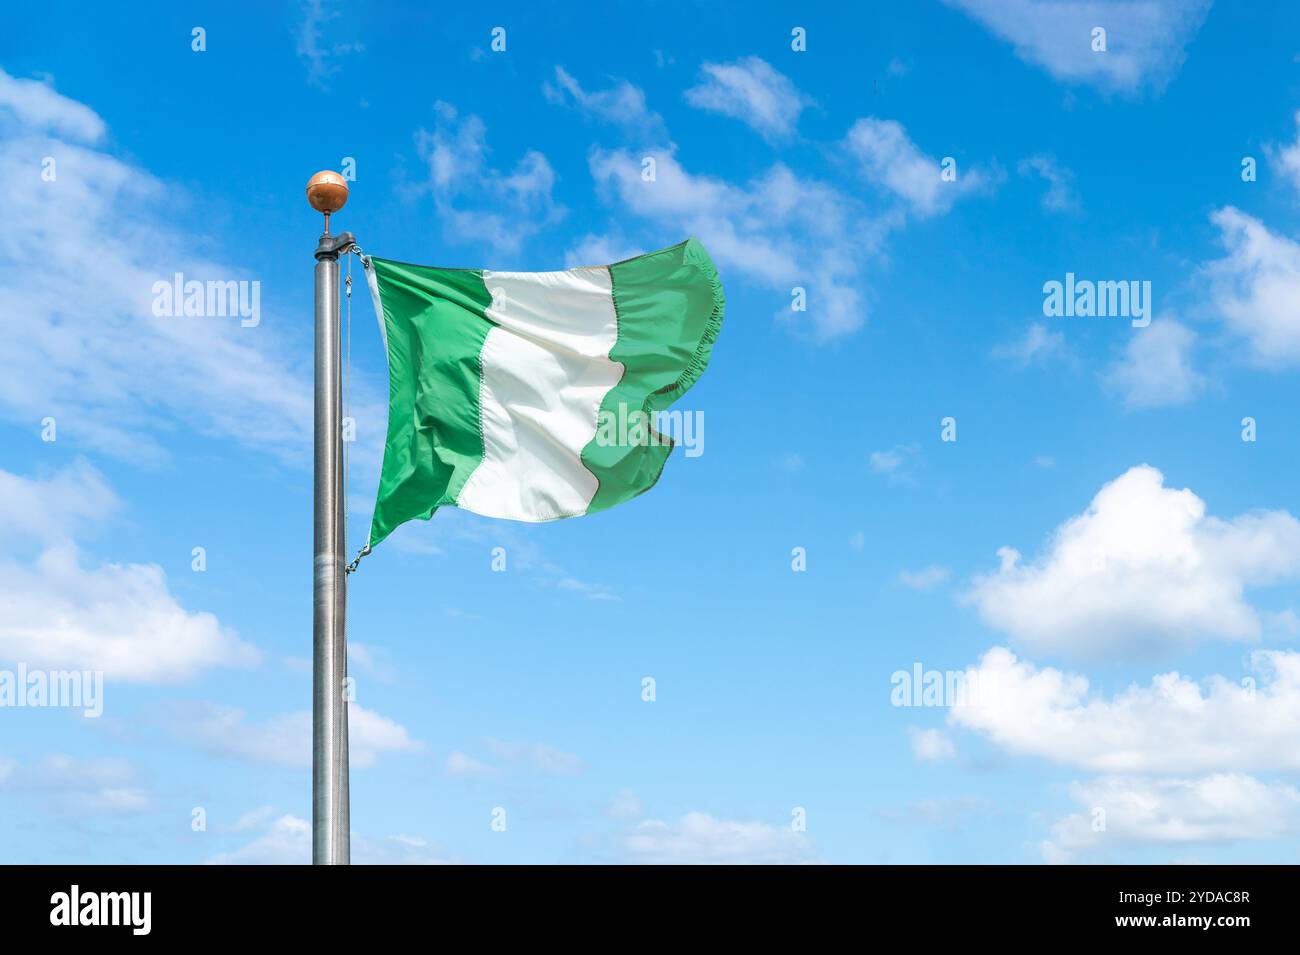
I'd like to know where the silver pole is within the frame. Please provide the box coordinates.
[313,228,354,864]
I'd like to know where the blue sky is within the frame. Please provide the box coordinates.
[3,0,1300,863]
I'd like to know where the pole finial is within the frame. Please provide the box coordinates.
[307,170,349,235]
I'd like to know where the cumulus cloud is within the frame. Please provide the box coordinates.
[416,101,564,259]
[844,117,995,218]
[949,646,1300,774]
[1104,320,1203,408]
[943,0,1212,94]
[0,68,343,466]
[1042,773,1300,862]
[967,465,1300,659]
[684,57,813,140]
[0,464,255,683]
[1204,206,1300,366]
[621,811,818,864]
[0,544,257,682]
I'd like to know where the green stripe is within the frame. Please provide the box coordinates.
[581,238,726,514]
[367,257,493,548]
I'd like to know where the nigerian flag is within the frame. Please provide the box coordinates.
[362,238,724,549]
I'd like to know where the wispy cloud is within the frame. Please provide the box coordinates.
[943,0,1212,95]
[1104,319,1203,408]
[167,702,422,769]
[844,117,997,218]
[620,811,819,864]
[684,57,814,141]
[1017,154,1080,212]
[415,102,564,259]
[295,0,363,89]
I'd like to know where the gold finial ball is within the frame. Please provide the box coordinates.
[306,170,349,215]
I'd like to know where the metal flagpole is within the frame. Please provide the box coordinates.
[307,171,355,864]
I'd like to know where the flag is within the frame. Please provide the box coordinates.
[362,238,725,548]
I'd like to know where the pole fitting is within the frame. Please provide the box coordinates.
[315,231,357,261]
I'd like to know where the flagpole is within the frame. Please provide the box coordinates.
[307,171,354,865]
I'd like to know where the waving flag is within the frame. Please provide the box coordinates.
[362,238,724,548]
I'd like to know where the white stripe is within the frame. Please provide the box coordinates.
[362,257,386,350]
[456,267,622,521]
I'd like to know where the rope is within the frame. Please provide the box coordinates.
[344,251,351,563]
[344,243,371,575]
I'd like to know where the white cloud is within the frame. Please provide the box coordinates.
[1270,110,1300,197]
[1104,320,1203,408]
[416,102,563,259]
[869,444,918,481]
[606,788,645,819]
[0,464,256,683]
[949,646,1300,774]
[208,812,451,864]
[563,232,643,268]
[993,322,1068,365]
[944,0,1212,94]
[569,73,991,342]
[0,460,116,544]
[684,57,813,140]
[445,751,497,779]
[844,117,994,217]
[0,544,257,682]
[1204,206,1300,366]
[570,73,988,341]
[2,753,150,815]
[621,811,818,864]
[484,739,582,776]
[589,142,881,340]
[0,70,104,142]
[968,465,1300,659]
[1043,774,1300,862]
[555,573,619,602]
[445,739,580,779]
[544,66,662,134]
[168,702,421,769]
[1017,155,1080,212]
[231,805,278,833]
[0,68,328,465]
[899,566,952,591]
[909,727,957,762]
[296,0,363,88]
